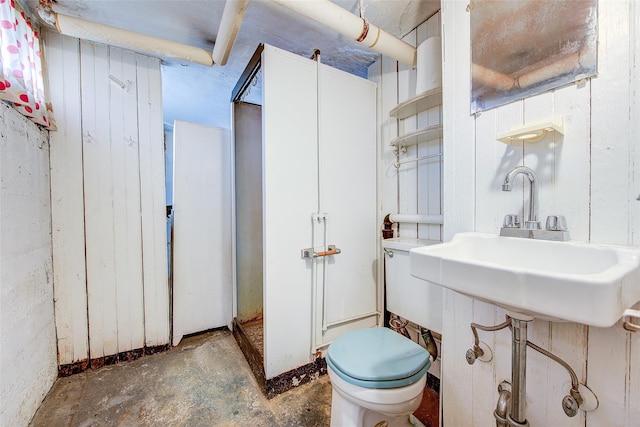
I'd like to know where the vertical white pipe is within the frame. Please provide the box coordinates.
[271,0,417,66]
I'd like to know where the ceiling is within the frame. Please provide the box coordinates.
[30,0,440,130]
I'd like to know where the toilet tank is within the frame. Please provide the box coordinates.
[383,238,443,334]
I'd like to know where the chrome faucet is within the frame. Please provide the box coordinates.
[502,166,539,229]
[500,166,570,241]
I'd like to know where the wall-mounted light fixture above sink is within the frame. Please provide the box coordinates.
[409,232,640,328]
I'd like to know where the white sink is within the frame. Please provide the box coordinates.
[410,232,640,327]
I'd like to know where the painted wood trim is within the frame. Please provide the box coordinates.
[441,0,475,241]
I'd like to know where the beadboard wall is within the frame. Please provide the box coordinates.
[369,13,443,243]
[441,1,639,425]
[46,31,169,367]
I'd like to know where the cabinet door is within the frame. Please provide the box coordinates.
[315,64,378,346]
[260,45,378,375]
[261,46,319,379]
[172,121,232,346]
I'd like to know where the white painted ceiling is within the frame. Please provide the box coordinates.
[31,0,439,129]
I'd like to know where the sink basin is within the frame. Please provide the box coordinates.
[410,232,640,327]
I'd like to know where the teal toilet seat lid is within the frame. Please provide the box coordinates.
[326,327,431,389]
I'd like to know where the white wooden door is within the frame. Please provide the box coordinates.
[261,46,319,378]
[315,64,378,346]
[172,121,232,346]
[259,45,378,378]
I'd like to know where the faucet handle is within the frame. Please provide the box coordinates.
[503,214,521,228]
[546,215,568,231]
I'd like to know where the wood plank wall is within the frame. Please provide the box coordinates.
[440,1,640,426]
[370,12,443,242]
[372,1,638,425]
[46,31,169,366]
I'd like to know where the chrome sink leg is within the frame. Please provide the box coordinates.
[472,315,598,425]
[508,317,530,427]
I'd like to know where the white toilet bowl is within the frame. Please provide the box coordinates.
[326,327,431,427]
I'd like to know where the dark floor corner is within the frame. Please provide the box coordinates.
[413,387,440,427]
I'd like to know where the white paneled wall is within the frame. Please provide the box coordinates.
[369,10,443,377]
[440,1,640,426]
[374,2,639,425]
[46,31,169,366]
[0,103,58,427]
[370,13,442,242]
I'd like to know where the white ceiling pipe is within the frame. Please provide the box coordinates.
[54,13,214,66]
[212,0,250,66]
[271,0,417,66]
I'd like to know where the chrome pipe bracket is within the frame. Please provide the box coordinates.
[465,319,509,364]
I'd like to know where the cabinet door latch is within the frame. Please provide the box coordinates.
[301,245,341,259]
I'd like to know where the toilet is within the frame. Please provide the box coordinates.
[325,238,442,427]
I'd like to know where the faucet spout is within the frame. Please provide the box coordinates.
[502,166,539,228]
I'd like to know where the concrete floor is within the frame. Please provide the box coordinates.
[30,329,332,426]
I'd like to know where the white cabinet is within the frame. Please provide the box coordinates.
[233,45,378,382]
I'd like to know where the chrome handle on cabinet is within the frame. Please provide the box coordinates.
[301,245,341,259]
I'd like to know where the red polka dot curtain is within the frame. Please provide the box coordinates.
[0,0,53,127]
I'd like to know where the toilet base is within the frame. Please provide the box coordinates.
[328,365,426,427]
[330,394,421,426]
